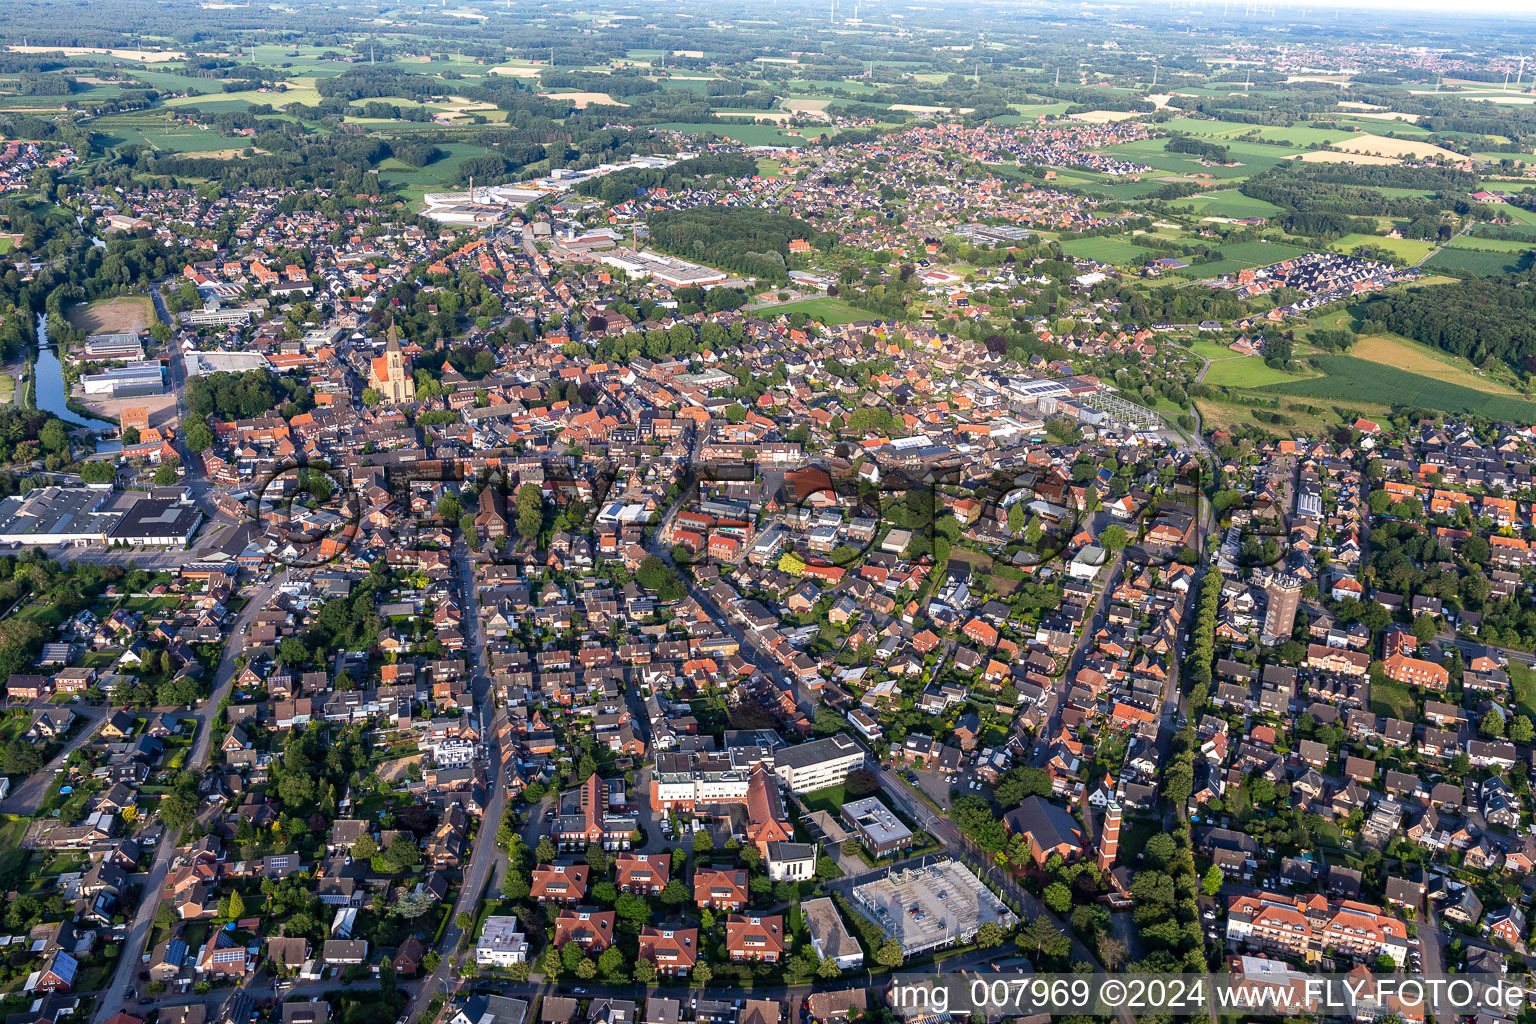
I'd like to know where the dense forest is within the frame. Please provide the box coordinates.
[574,153,759,204]
[645,208,832,283]
[1360,271,1536,371]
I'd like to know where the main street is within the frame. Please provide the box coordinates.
[403,545,508,1024]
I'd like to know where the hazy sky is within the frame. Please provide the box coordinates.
[1182,0,1536,14]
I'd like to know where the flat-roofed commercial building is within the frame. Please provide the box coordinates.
[0,486,122,545]
[840,796,915,859]
[773,734,864,794]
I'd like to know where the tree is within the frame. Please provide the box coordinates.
[1099,524,1128,551]
[536,837,556,863]
[633,958,656,983]
[1481,708,1506,739]
[693,963,712,985]
[1202,864,1224,897]
[659,879,689,905]
[817,954,842,980]
[1512,715,1534,744]
[597,946,626,977]
[80,460,116,484]
[1412,613,1439,644]
[501,872,530,902]
[975,922,1005,948]
[874,939,904,968]
[395,889,436,920]
[539,946,562,980]
[1096,935,1127,972]
[515,483,543,542]
[228,889,246,920]
[693,829,714,853]
[1043,882,1073,914]
[153,459,180,486]
[614,892,651,928]
[455,911,474,932]
[184,420,214,452]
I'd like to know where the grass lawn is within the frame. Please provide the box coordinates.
[67,295,153,335]
[760,297,877,325]
[1333,233,1437,263]
[1193,393,1394,438]
[1170,188,1284,220]
[1513,663,1536,721]
[1188,339,1243,361]
[1202,356,1308,388]
[1369,676,1416,721]
[797,784,847,816]
[1060,236,1157,265]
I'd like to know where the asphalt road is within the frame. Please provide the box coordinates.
[0,707,108,816]
[404,546,507,1024]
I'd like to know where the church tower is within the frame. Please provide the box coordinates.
[1097,801,1122,872]
[370,320,415,404]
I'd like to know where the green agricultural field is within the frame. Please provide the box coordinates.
[124,69,225,95]
[786,78,881,94]
[1006,101,1074,117]
[1104,138,1292,180]
[1446,235,1536,253]
[759,297,877,325]
[1170,189,1284,219]
[97,118,257,154]
[654,121,807,146]
[1173,240,1311,278]
[378,142,501,194]
[1334,233,1437,262]
[1265,356,1536,423]
[1424,247,1532,276]
[1060,236,1158,265]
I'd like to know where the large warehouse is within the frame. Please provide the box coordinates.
[0,487,121,546]
[0,487,202,548]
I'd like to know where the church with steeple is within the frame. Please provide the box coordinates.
[369,320,415,404]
